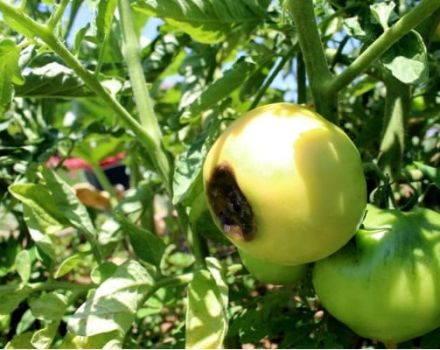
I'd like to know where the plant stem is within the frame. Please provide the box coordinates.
[287,0,336,121]
[48,0,69,29]
[118,0,172,193]
[330,35,350,70]
[378,76,411,182]
[63,0,82,41]
[249,48,296,110]
[30,280,95,292]
[296,52,306,104]
[0,0,172,194]
[327,0,440,93]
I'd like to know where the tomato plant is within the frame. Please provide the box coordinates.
[0,0,439,349]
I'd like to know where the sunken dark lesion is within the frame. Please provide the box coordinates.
[206,163,255,241]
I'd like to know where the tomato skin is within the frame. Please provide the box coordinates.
[203,103,366,265]
[313,205,440,344]
[239,249,307,285]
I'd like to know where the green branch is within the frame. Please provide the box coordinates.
[296,52,306,104]
[30,280,95,292]
[287,0,336,121]
[0,0,172,194]
[378,75,411,182]
[327,0,440,93]
[118,0,172,193]
[48,0,69,29]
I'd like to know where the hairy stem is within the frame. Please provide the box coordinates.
[287,0,336,121]
[48,0,69,29]
[327,0,440,93]
[118,0,173,192]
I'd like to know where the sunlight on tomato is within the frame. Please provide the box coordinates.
[203,103,366,265]
[239,249,307,285]
[313,205,440,344]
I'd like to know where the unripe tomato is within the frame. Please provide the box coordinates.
[203,103,366,265]
[239,249,307,285]
[313,205,440,344]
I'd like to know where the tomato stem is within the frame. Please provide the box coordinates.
[47,0,69,30]
[296,52,306,104]
[118,0,173,193]
[378,75,411,183]
[327,0,440,93]
[287,0,336,121]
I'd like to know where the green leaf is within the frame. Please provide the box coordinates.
[9,183,68,233]
[96,0,118,41]
[0,283,30,315]
[172,118,221,205]
[16,309,35,335]
[68,260,155,337]
[42,169,97,238]
[185,258,228,349]
[344,17,367,39]
[0,39,23,114]
[0,237,19,277]
[142,33,184,82]
[31,322,58,349]
[381,30,428,84]
[23,205,57,265]
[54,254,83,279]
[183,57,257,118]
[73,133,125,165]
[115,214,165,267]
[116,181,154,220]
[30,293,68,321]
[205,257,228,308]
[5,331,34,349]
[370,2,396,31]
[15,250,31,284]
[91,262,118,284]
[414,162,440,189]
[58,330,123,349]
[133,0,270,44]
[14,62,90,98]
[74,24,91,54]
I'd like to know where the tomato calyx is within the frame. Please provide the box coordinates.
[206,163,255,241]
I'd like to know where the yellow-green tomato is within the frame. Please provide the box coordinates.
[239,249,307,285]
[203,103,366,265]
[313,205,440,344]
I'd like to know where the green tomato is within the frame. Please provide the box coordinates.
[203,103,366,265]
[239,249,307,285]
[313,205,440,344]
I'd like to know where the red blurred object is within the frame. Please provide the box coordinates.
[47,152,125,170]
